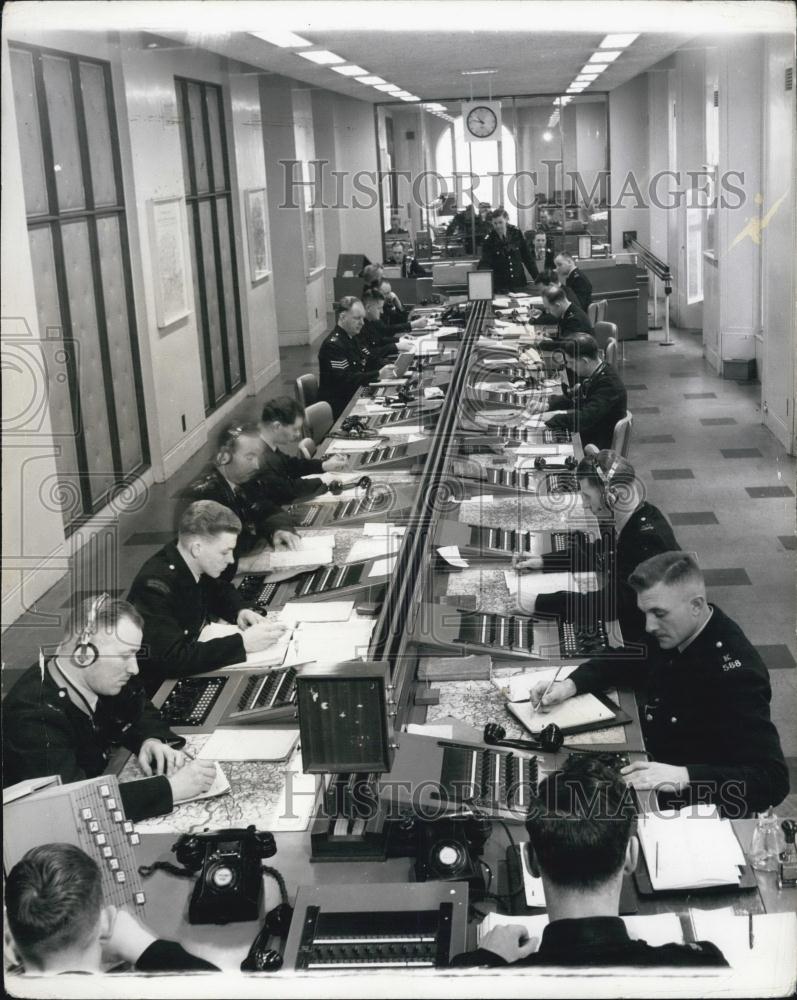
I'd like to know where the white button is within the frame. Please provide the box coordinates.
[59,691,66,698]
[716,641,722,648]
[169,564,175,570]
[646,714,653,721]
[670,716,677,723]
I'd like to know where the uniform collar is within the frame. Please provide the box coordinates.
[174,542,201,583]
[677,605,715,653]
[50,656,99,714]
[616,500,647,539]
[540,917,629,953]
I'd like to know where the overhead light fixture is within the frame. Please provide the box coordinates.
[424,103,446,111]
[298,50,345,65]
[583,63,609,74]
[399,93,420,101]
[375,83,401,92]
[461,68,497,76]
[600,33,639,48]
[249,29,311,48]
[577,73,599,81]
[355,75,387,86]
[569,81,588,89]
[332,64,367,76]
[589,50,621,63]
[542,130,554,142]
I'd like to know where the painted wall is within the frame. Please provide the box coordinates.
[609,77,650,253]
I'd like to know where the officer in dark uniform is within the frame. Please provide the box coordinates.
[515,451,680,646]
[531,551,789,817]
[542,333,627,450]
[477,209,539,292]
[1,596,217,822]
[540,284,593,338]
[385,240,430,278]
[446,201,492,254]
[128,500,286,694]
[178,422,297,570]
[555,251,593,311]
[452,757,728,967]
[318,296,394,419]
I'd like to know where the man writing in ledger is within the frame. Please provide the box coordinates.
[529,552,789,817]
[6,844,218,973]
[452,757,727,967]
[2,597,217,822]
[257,396,347,504]
[128,500,286,694]
[318,297,395,419]
[540,333,627,451]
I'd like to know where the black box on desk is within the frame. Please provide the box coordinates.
[723,358,757,381]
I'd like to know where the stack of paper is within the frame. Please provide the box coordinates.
[197,622,291,669]
[511,693,616,735]
[198,728,299,762]
[636,805,745,890]
[477,912,684,949]
[283,617,376,668]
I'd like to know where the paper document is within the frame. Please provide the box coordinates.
[493,296,511,308]
[325,438,380,453]
[512,693,616,735]
[424,387,444,400]
[268,547,332,570]
[283,618,375,667]
[197,622,290,668]
[504,570,598,610]
[173,762,230,804]
[406,723,454,740]
[381,424,425,437]
[636,808,744,890]
[346,536,403,564]
[437,545,469,568]
[369,555,397,577]
[690,909,797,974]
[493,664,579,703]
[280,601,354,623]
[361,522,406,538]
[198,728,299,762]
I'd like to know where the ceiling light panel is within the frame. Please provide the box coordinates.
[249,29,311,47]
[356,75,387,85]
[589,50,621,63]
[332,64,367,76]
[600,34,639,48]
[298,50,345,65]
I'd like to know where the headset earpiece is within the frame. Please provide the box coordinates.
[73,593,109,668]
[595,456,621,510]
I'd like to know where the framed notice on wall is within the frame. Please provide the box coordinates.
[245,187,270,283]
[147,197,190,328]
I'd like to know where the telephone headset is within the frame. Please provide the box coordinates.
[483,721,564,754]
[594,455,621,508]
[331,416,387,441]
[327,473,372,496]
[72,592,110,668]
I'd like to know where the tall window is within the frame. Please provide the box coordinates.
[176,77,245,412]
[10,44,149,532]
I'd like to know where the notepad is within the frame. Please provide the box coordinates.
[636,808,745,891]
[173,762,231,804]
[477,911,684,949]
[196,622,290,668]
[493,664,579,704]
[198,728,299,762]
[510,693,616,735]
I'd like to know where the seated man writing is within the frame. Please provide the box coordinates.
[2,596,216,822]
[128,501,286,694]
[5,844,217,974]
[452,757,727,967]
[529,552,789,817]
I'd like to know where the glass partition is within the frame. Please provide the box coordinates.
[376,93,609,266]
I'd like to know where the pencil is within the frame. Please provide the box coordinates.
[748,913,754,950]
[535,664,562,713]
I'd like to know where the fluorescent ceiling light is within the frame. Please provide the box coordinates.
[589,50,621,63]
[356,75,387,86]
[375,83,401,92]
[575,77,596,84]
[332,64,367,76]
[577,73,599,81]
[569,81,588,89]
[601,33,639,48]
[400,94,420,101]
[424,103,446,111]
[461,68,497,76]
[298,50,344,65]
[583,63,609,74]
[249,29,311,48]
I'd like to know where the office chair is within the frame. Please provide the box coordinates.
[593,321,618,354]
[298,437,317,460]
[587,302,599,327]
[605,337,618,368]
[295,373,319,410]
[304,401,334,445]
[611,410,633,459]
[595,299,608,324]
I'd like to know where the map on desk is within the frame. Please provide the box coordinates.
[119,737,319,836]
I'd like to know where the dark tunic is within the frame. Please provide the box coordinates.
[318,324,382,419]
[565,267,593,311]
[256,441,325,504]
[478,224,538,292]
[2,661,180,822]
[546,360,627,450]
[570,606,789,816]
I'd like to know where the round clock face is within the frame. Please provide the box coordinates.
[467,105,498,138]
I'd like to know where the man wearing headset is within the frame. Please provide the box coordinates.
[529,551,789,817]
[2,596,217,822]
[513,451,680,646]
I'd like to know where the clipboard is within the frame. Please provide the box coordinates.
[508,691,631,737]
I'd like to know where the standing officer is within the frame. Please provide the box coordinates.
[529,231,556,279]
[318,297,394,419]
[478,208,538,292]
[529,551,789,817]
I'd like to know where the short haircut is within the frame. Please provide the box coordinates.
[576,449,635,491]
[361,263,383,287]
[555,251,575,265]
[336,295,362,317]
[542,284,568,307]
[6,844,104,965]
[629,551,704,594]
[562,333,599,361]
[260,397,303,426]
[67,595,143,642]
[389,241,404,253]
[178,500,241,540]
[362,287,385,306]
[490,208,509,220]
[216,421,260,457]
[526,757,636,890]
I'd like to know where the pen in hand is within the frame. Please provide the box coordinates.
[534,665,562,713]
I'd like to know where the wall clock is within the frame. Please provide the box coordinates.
[462,100,502,142]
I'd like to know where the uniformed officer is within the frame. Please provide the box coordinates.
[446,201,492,254]
[477,208,538,292]
[513,450,680,645]
[318,296,394,419]
[540,284,593,338]
[128,500,286,694]
[1,596,217,821]
[555,251,593,311]
[541,333,627,450]
[529,231,556,279]
[452,757,728,967]
[386,240,430,278]
[530,551,789,817]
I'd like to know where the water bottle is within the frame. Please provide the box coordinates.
[750,806,787,872]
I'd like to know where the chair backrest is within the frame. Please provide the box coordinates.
[595,298,608,324]
[611,410,633,458]
[605,337,618,368]
[295,373,319,410]
[298,437,317,460]
[593,320,617,352]
[304,401,334,445]
[587,302,599,327]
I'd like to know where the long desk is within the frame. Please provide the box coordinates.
[105,299,796,993]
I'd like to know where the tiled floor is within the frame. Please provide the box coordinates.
[3,323,796,812]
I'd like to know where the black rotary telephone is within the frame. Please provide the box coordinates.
[173,826,277,925]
